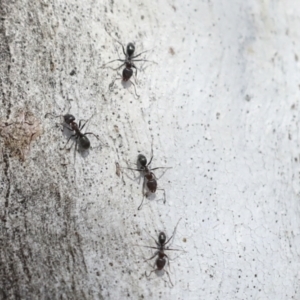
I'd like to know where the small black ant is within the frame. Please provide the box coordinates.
[102,41,153,98]
[123,152,171,210]
[45,113,99,152]
[143,218,182,287]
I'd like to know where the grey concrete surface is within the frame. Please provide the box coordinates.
[1,0,300,299]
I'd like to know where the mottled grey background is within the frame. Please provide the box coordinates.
[1,1,300,299]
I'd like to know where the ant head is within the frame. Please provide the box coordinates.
[158,232,166,245]
[137,154,147,168]
[64,114,75,124]
[79,135,90,150]
[122,67,133,82]
[126,43,135,57]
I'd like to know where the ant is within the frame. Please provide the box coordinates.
[102,41,153,97]
[45,113,99,152]
[123,152,171,210]
[143,218,182,287]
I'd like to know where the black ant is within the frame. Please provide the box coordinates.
[45,113,99,152]
[102,41,153,98]
[143,218,182,287]
[123,152,171,210]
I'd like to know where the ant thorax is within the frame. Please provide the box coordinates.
[140,165,148,172]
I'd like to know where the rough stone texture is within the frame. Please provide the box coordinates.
[1,0,300,299]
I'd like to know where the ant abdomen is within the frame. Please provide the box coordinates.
[122,67,133,82]
[79,136,90,150]
[146,173,157,193]
[156,254,166,270]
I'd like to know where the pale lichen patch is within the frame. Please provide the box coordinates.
[0,110,42,161]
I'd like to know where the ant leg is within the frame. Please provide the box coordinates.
[132,63,138,78]
[163,247,183,252]
[150,166,172,171]
[144,250,159,262]
[131,50,150,59]
[137,176,147,210]
[164,218,182,246]
[121,44,126,56]
[164,255,174,287]
[157,188,166,204]
[125,158,139,167]
[109,76,122,91]
[84,132,98,139]
[80,122,89,131]
[101,59,125,68]
[84,132,108,148]
[137,193,145,210]
[60,134,76,150]
[114,40,126,56]
[150,167,172,182]
[132,58,157,64]
[74,140,78,162]
[78,119,90,131]
[164,269,174,287]
[138,245,160,250]
[45,113,63,126]
[145,269,156,278]
[131,59,157,65]
[129,80,140,98]
[112,62,125,71]
[147,156,154,167]
[45,113,62,119]
[119,166,143,172]
[148,139,154,165]
[67,136,79,151]
[144,230,160,247]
